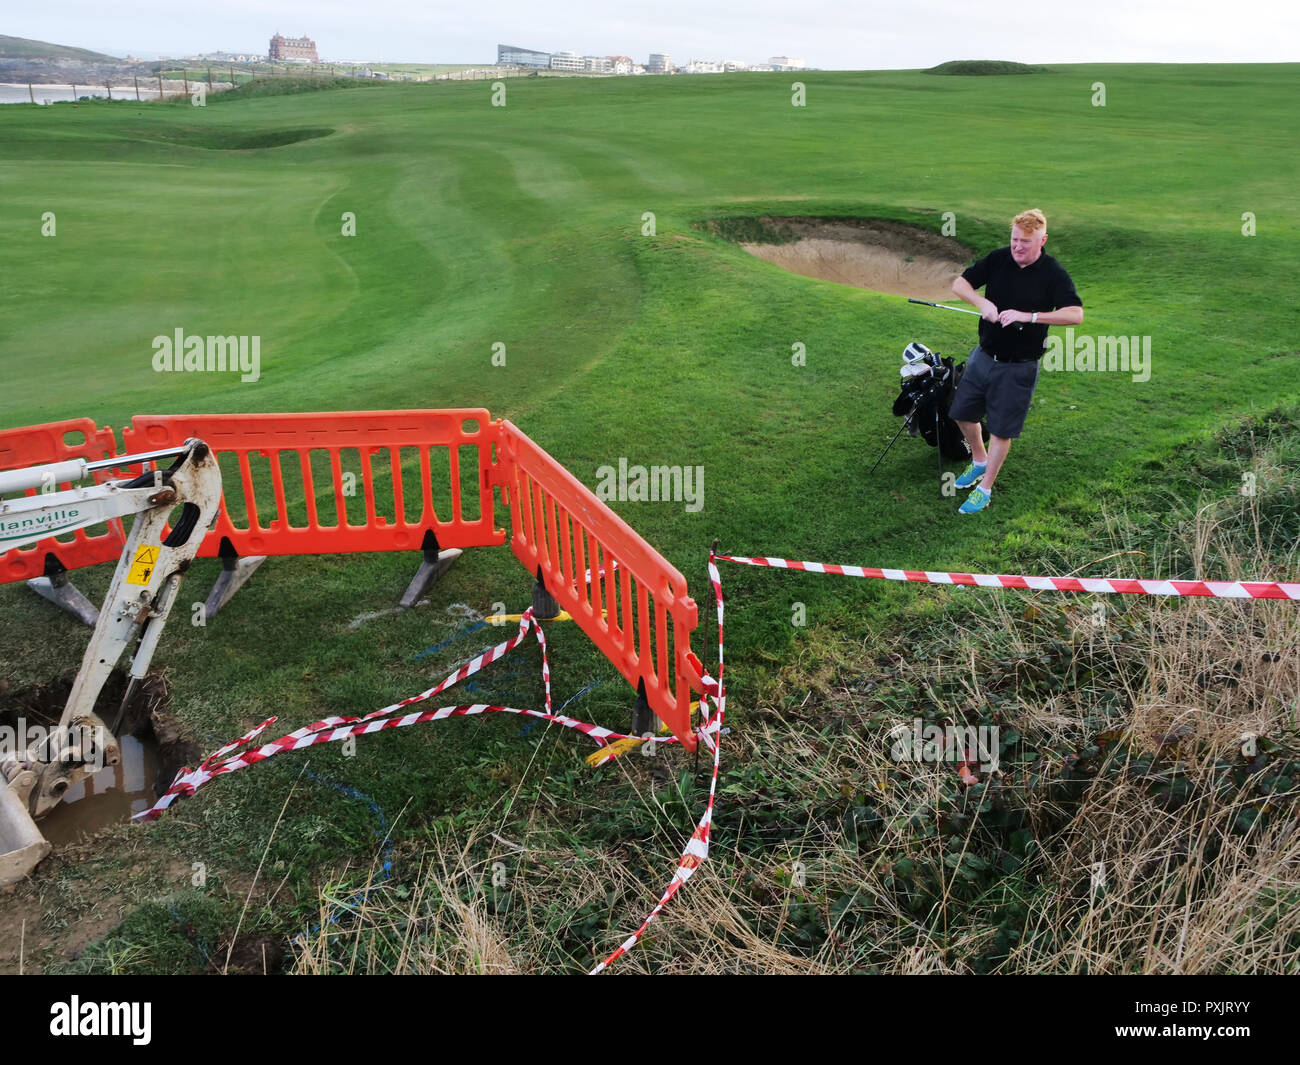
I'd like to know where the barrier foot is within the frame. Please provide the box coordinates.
[401,531,462,608]
[631,677,654,737]
[26,556,98,627]
[532,567,561,621]
[203,537,266,620]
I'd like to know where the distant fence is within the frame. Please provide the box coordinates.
[10,77,231,105]
[6,64,550,105]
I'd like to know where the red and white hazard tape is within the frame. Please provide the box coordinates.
[137,596,727,973]
[136,608,682,824]
[583,560,618,585]
[715,554,1300,600]
[590,550,728,974]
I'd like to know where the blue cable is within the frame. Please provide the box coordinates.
[520,679,602,736]
[167,901,213,968]
[292,768,393,948]
[413,619,487,660]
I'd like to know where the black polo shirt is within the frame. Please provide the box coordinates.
[962,247,1082,361]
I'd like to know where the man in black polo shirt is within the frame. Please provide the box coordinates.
[947,208,1083,514]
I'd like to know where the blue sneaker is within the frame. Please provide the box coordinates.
[954,462,987,489]
[959,486,991,514]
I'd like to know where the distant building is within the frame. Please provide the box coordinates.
[550,51,585,71]
[684,59,724,74]
[269,33,319,63]
[768,56,805,70]
[496,43,647,76]
[648,53,673,73]
[498,44,551,68]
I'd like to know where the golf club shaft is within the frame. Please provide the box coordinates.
[868,421,907,476]
[907,298,982,317]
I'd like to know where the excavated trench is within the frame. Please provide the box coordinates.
[0,670,198,845]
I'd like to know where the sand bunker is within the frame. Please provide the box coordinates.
[739,218,969,301]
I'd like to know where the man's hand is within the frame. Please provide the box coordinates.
[997,309,1030,327]
[952,276,997,321]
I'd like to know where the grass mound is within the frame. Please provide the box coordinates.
[210,76,387,101]
[925,60,1049,75]
[697,215,803,245]
[0,34,117,62]
[126,124,335,150]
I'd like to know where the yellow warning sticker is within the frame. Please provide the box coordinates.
[126,545,159,586]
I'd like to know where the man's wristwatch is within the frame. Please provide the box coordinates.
[1031,312,1038,324]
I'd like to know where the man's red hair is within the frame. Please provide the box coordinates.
[1013,208,1047,233]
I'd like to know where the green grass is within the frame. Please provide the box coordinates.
[199,76,384,101]
[0,34,117,63]
[925,60,1050,75]
[1,64,1298,972]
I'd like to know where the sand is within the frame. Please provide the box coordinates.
[740,218,969,301]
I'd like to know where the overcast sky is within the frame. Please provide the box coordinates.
[8,0,1299,67]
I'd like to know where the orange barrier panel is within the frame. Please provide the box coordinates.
[121,410,506,558]
[492,421,703,751]
[3,409,704,747]
[0,418,127,585]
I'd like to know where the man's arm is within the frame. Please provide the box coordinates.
[996,306,1084,327]
[952,275,998,322]
[996,263,1084,326]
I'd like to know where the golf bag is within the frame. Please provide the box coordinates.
[891,343,973,461]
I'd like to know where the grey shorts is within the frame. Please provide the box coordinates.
[948,345,1041,439]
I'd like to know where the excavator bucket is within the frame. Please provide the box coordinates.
[0,775,50,889]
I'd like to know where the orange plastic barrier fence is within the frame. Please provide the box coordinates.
[0,417,127,585]
[120,410,505,558]
[493,421,703,751]
[2,410,704,747]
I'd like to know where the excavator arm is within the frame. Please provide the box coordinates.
[0,439,221,886]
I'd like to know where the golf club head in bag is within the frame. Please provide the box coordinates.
[900,341,942,379]
[891,343,977,460]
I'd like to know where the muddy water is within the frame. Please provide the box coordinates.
[39,733,162,844]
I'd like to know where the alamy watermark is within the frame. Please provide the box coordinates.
[595,458,704,513]
[50,997,151,1045]
[151,328,261,382]
[1,719,109,773]
[887,719,1000,774]
[1043,328,1151,383]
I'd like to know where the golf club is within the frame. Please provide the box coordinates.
[907,297,982,316]
[867,420,908,476]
